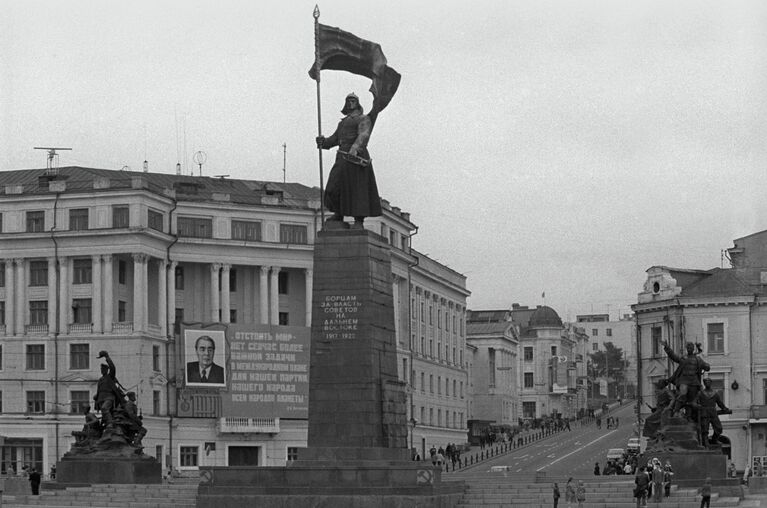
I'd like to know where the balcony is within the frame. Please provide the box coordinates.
[68,323,93,334]
[751,405,767,420]
[26,324,49,335]
[112,322,134,334]
[217,417,280,434]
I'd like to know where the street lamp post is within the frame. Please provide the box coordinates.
[409,418,418,459]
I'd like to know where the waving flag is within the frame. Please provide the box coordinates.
[310,23,401,125]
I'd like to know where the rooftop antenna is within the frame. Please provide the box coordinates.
[282,142,287,183]
[34,147,72,176]
[193,151,207,176]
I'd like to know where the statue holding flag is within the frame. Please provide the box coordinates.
[310,7,401,228]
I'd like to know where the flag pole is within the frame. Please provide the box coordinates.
[313,5,325,225]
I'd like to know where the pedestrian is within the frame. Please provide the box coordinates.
[594,462,601,475]
[634,466,649,508]
[652,458,664,502]
[663,460,674,497]
[565,477,575,508]
[576,480,586,508]
[565,419,571,431]
[596,417,601,429]
[553,482,560,508]
[29,467,41,495]
[728,462,737,478]
[699,476,712,508]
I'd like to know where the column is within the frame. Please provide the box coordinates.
[210,263,221,323]
[270,267,280,325]
[92,255,102,333]
[5,260,15,336]
[392,275,400,340]
[47,257,57,334]
[103,255,113,333]
[167,261,177,337]
[132,253,147,332]
[220,264,231,324]
[59,257,69,334]
[158,259,167,335]
[259,266,269,325]
[304,268,313,327]
[15,258,26,335]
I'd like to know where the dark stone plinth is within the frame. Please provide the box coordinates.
[56,455,161,484]
[640,451,726,483]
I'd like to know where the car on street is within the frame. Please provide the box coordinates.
[627,437,641,454]
[606,448,625,461]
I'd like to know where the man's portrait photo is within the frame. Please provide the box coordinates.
[185,330,226,386]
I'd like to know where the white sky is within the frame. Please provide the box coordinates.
[2,0,766,320]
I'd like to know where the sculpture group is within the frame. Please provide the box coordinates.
[643,341,731,451]
[70,351,147,455]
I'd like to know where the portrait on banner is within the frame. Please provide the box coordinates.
[185,329,227,387]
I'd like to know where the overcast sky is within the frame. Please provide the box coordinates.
[2,0,766,320]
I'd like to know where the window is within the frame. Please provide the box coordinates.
[0,302,3,326]
[0,391,2,412]
[429,408,434,425]
[287,447,300,461]
[445,378,450,397]
[429,374,434,393]
[230,309,237,323]
[153,345,161,371]
[118,260,127,285]
[232,220,261,241]
[453,380,457,398]
[113,206,129,228]
[70,344,89,370]
[763,379,767,405]
[606,328,613,337]
[551,346,557,356]
[278,271,289,294]
[592,343,599,351]
[29,261,48,286]
[420,372,425,392]
[27,391,45,413]
[524,372,534,388]
[592,329,599,336]
[26,211,45,232]
[278,312,289,326]
[229,269,237,292]
[174,308,184,335]
[707,322,725,354]
[177,217,212,238]
[437,376,442,395]
[279,224,307,244]
[69,208,89,230]
[118,301,126,322]
[651,326,662,357]
[180,446,199,467]
[29,301,48,325]
[153,390,161,415]
[175,266,184,290]
[522,401,536,419]
[524,346,533,362]
[72,298,92,324]
[72,258,92,284]
[148,209,164,232]
[0,262,4,286]
[70,391,90,414]
[488,348,496,387]
[0,344,3,369]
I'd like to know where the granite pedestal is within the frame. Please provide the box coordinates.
[197,229,463,508]
[56,455,161,485]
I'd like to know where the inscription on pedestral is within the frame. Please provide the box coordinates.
[321,294,362,339]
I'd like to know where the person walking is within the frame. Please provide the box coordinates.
[594,462,601,475]
[28,467,41,495]
[663,460,674,497]
[553,482,560,508]
[699,477,712,508]
[565,477,575,508]
[634,466,649,508]
[576,480,586,508]
[652,459,664,502]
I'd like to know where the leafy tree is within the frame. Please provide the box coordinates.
[589,342,628,397]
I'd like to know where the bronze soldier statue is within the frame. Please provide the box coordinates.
[93,351,124,428]
[697,378,731,447]
[316,93,382,229]
[662,341,710,418]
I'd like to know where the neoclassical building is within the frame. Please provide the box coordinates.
[0,165,469,475]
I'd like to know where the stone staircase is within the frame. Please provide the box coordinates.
[1,482,198,508]
[448,474,745,508]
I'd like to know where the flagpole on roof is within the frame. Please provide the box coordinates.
[313,5,326,225]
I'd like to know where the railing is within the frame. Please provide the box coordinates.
[147,324,163,336]
[217,417,280,434]
[68,323,92,333]
[111,322,134,333]
[25,324,49,335]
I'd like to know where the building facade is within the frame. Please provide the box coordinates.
[633,229,767,471]
[576,313,637,399]
[0,166,469,476]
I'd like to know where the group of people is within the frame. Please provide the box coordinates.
[552,477,586,508]
[633,457,674,506]
[425,444,462,471]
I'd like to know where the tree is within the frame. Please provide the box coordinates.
[589,342,628,398]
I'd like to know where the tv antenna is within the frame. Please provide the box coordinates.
[282,142,287,183]
[193,151,207,176]
[33,147,72,175]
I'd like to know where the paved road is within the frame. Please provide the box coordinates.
[456,404,638,477]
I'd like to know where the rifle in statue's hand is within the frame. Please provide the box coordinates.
[338,150,371,167]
